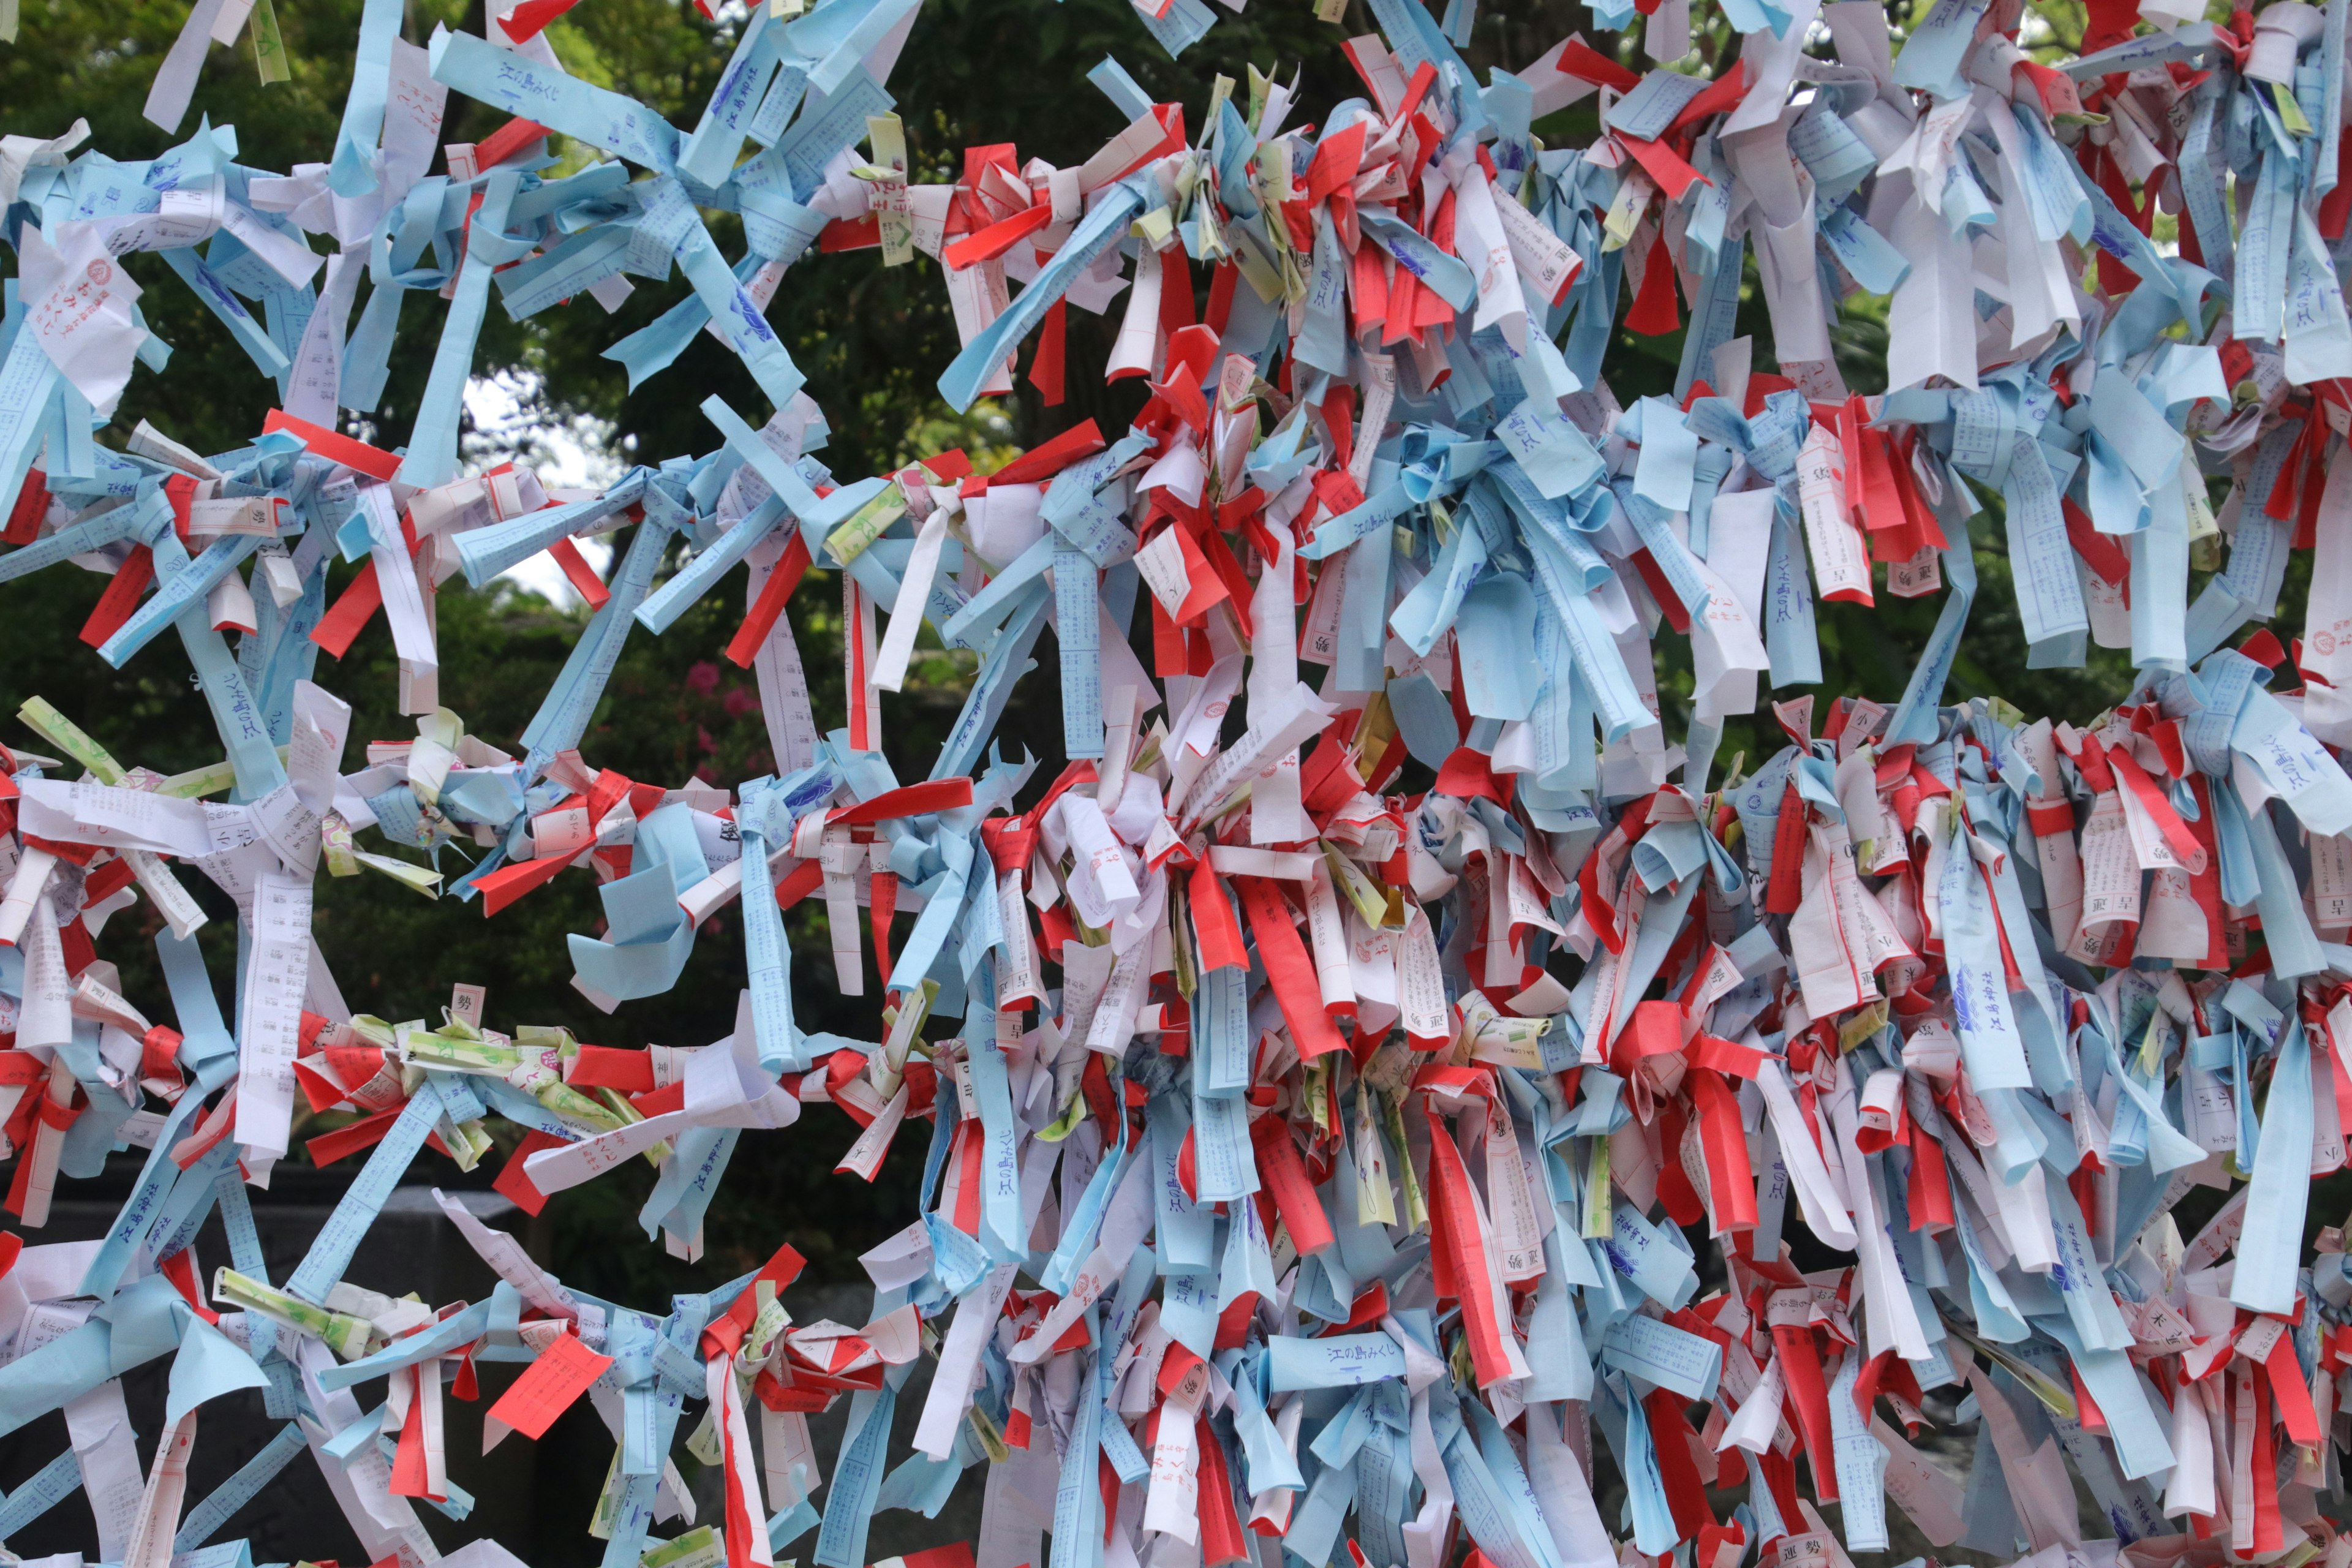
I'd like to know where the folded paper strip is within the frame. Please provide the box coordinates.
[7,2,2352,1568]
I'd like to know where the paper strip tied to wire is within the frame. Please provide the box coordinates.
[17,3,2352,1568]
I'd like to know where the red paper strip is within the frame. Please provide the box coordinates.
[488,1331,616,1439]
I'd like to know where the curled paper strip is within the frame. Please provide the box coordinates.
[15,2,2352,1568]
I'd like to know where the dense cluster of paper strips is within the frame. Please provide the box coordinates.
[13,2,2352,1568]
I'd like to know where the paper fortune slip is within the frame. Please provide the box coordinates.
[13,3,2352,1568]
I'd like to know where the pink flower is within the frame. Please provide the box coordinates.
[686,660,721,695]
